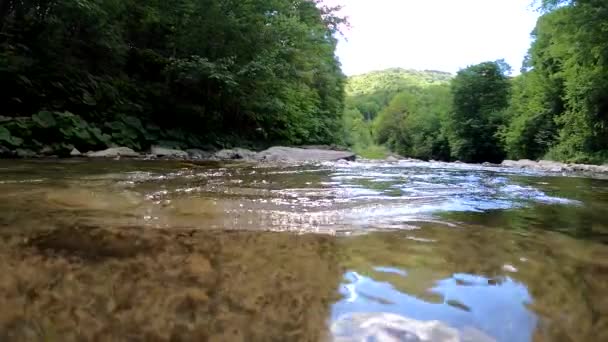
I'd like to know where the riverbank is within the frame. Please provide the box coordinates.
[0,145,357,163]
[3,142,608,178]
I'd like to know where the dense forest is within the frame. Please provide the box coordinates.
[1,0,606,164]
[345,0,608,164]
[0,0,345,156]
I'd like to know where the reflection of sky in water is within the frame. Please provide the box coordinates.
[332,271,537,342]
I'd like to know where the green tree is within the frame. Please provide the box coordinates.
[0,0,346,153]
[446,61,511,163]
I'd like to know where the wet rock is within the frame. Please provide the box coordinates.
[186,149,212,160]
[151,146,188,158]
[501,159,608,175]
[70,148,81,157]
[86,147,140,158]
[255,146,356,162]
[214,148,257,160]
[386,155,399,162]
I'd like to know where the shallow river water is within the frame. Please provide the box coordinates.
[0,159,606,341]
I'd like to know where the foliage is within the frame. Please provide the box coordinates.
[342,69,453,161]
[445,61,511,163]
[346,68,453,96]
[0,0,346,153]
[501,0,608,163]
[353,144,389,160]
[344,0,608,165]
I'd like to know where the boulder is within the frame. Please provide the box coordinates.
[70,148,81,157]
[255,146,356,162]
[186,149,213,160]
[86,147,140,158]
[214,148,257,160]
[501,159,538,168]
[150,146,188,158]
[538,160,570,172]
[385,155,399,162]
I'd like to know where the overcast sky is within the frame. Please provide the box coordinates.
[326,0,540,75]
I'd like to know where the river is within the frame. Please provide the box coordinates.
[0,159,606,341]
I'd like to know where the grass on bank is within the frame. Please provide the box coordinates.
[353,144,389,159]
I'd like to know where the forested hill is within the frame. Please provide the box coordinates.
[345,0,608,165]
[342,68,454,160]
[0,0,346,157]
[346,69,453,96]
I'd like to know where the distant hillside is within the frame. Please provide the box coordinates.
[346,68,453,96]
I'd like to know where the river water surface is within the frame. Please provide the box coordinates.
[0,159,606,341]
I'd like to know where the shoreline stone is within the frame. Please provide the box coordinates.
[255,146,356,162]
[86,147,140,158]
[500,159,608,174]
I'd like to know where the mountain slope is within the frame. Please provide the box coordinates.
[346,68,453,96]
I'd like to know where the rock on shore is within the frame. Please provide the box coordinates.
[86,147,139,158]
[501,159,608,173]
[255,146,356,162]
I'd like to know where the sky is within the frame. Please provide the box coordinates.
[326,0,541,75]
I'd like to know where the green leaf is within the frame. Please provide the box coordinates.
[32,111,57,128]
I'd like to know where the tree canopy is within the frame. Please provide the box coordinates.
[0,0,346,155]
[342,0,608,164]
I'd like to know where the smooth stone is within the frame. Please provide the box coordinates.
[86,147,140,158]
[70,148,81,157]
[501,159,538,168]
[255,146,356,162]
[150,146,188,158]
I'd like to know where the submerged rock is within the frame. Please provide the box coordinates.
[86,147,140,158]
[214,148,257,160]
[150,146,188,158]
[332,312,495,342]
[255,146,356,162]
